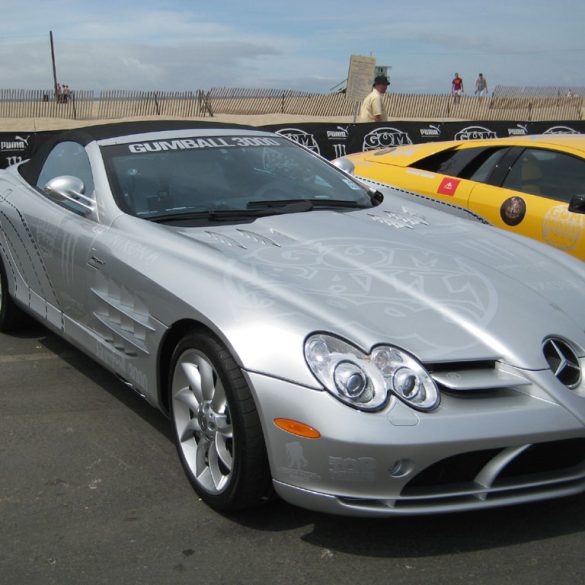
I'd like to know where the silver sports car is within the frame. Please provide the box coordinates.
[1,120,585,517]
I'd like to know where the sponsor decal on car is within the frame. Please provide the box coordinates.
[328,456,376,482]
[437,177,461,196]
[223,236,499,352]
[542,204,584,250]
[454,126,497,141]
[278,441,321,482]
[362,127,413,151]
[368,208,430,229]
[127,136,280,153]
[500,196,526,226]
[407,169,435,179]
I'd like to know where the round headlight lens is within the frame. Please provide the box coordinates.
[305,337,330,369]
[334,361,370,399]
[304,334,387,410]
[393,368,420,398]
[372,346,439,410]
[304,334,439,412]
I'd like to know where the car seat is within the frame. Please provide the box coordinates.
[519,156,543,195]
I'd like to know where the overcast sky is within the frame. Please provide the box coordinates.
[1,0,583,94]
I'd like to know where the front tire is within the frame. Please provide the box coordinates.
[169,331,271,512]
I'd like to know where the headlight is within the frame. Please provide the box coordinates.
[304,334,439,412]
[331,157,355,175]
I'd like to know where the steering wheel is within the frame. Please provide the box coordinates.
[253,180,294,201]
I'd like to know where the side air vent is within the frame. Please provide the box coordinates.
[427,361,530,392]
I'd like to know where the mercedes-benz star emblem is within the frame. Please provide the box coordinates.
[543,338,582,388]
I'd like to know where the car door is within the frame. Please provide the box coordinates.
[468,147,585,260]
[405,145,512,210]
[6,141,100,329]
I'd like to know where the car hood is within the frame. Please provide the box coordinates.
[346,141,458,168]
[164,193,585,373]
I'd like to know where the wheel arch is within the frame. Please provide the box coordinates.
[156,318,246,417]
[162,318,274,510]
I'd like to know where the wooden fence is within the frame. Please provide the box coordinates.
[0,88,583,121]
[0,89,94,119]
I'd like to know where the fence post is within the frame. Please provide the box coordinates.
[281,92,285,113]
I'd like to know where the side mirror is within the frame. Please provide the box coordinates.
[44,175,95,213]
[568,194,585,214]
[331,157,355,175]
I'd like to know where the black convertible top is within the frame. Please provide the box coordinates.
[19,119,258,185]
[49,119,257,144]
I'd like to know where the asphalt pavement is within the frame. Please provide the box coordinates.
[1,324,585,585]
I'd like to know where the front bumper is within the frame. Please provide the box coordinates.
[245,371,585,517]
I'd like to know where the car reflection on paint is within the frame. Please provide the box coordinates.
[2,121,585,517]
[334,134,585,261]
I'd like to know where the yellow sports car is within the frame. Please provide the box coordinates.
[334,135,585,260]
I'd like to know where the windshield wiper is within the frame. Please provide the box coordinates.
[146,201,315,223]
[247,199,368,210]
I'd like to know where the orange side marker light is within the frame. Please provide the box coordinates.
[274,418,321,439]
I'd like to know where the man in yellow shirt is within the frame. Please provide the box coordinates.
[358,75,390,123]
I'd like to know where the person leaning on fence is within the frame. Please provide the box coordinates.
[358,75,390,123]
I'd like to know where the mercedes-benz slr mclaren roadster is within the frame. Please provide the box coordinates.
[2,121,585,517]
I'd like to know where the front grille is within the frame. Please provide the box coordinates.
[332,438,585,515]
[496,438,585,482]
[402,449,503,495]
[402,438,585,498]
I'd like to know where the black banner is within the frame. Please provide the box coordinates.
[0,132,34,169]
[270,121,585,161]
[0,131,60,170]
[260,123,352,161]
[2,121,585,169]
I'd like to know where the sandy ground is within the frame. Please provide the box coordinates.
[0,113,361,132]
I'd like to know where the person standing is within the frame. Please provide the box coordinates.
[358,75,390,123]
[452,73,464,103]
[475,73,488,97]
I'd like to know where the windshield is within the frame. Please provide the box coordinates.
[102,134,373,220]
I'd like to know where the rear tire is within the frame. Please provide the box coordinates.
[169,330,272,512]
[0,256,28,332]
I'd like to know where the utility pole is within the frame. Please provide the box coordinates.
[49,31,58,96]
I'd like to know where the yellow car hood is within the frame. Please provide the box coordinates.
[348,141,459,168]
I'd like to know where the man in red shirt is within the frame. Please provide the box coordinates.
[452,73,464,103]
